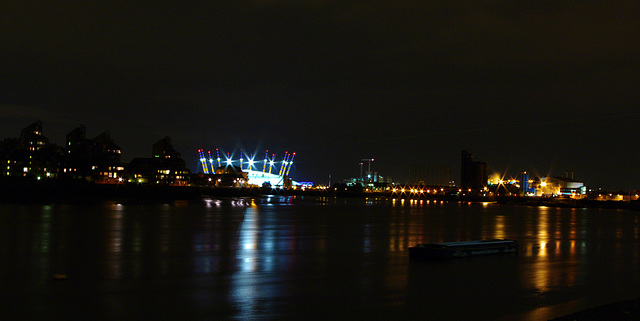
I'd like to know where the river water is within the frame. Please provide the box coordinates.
[2,196,640,320]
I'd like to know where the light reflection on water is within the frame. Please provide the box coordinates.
[2,198,640,320]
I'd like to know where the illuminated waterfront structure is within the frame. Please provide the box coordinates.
[537,174,585,198]
[196,147,300,187]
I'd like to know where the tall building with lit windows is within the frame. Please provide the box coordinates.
[20,120,49,152]
[63,125,123,182]
[19,120,55,177]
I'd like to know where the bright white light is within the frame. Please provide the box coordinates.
[248,159,254,167]
[226,159,232,165]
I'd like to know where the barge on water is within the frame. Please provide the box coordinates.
[409,239,518,260]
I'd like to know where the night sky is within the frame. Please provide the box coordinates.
[1,1,639,189]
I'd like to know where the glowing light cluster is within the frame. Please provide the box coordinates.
[196,147,297,182]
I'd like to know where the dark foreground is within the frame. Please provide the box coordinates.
[551,297,640,320]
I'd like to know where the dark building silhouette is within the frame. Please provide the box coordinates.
[0,138,21,176]
[66,125,87,155]
[460,150,488,191]
[409,164,450,186]
[127,137,189,186]
[152,136,181,159]
[63,125,123,182]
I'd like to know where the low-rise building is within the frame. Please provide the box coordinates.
[537,175,585,198]
[126,137,190,186]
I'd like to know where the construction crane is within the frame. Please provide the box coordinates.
[361,158,374,182]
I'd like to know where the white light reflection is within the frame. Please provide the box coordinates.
[204,198,213,208]
[35,206,53,280]
[106,204,124,279]
[240,203,259,273]
[231,202,262,319]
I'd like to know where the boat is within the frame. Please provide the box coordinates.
[409,239,518,260]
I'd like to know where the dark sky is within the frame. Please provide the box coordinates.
[1,1,639,189]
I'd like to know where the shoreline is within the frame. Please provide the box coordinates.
[549,297,640,320]
[1,179,638,210]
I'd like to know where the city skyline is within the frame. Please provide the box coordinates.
[1,119,637,193]
[1,1,639,189]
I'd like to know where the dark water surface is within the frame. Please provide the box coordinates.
[2,196,640,320]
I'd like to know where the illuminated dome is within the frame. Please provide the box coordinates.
[197,148,299,187]
[246,170,299,187]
